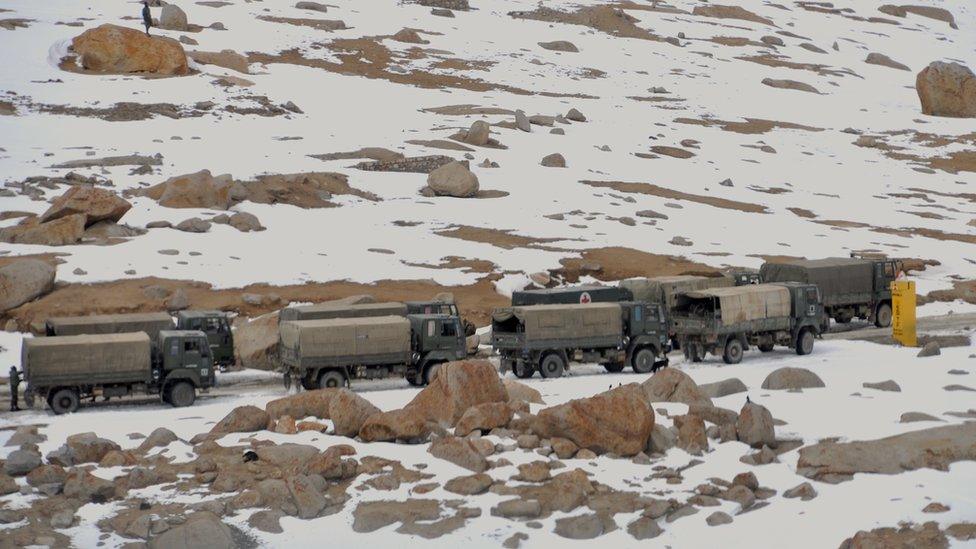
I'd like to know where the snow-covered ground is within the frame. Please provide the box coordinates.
[2,338,975,547]
[0,0,974,297]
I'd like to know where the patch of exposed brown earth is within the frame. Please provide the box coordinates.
[674,117,823,135]
[434,226,575,251]
[878,5,957,28]
[400,256,498,274]
[508,5,663,43]
[581,181,769,214]
[555,247,721,283]
[691,5,774,26]
[737,54,860,78]
[421,105,514,116]
[257,16,347,32]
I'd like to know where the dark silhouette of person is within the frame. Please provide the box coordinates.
[9,366,20,412]
[142,1,152,36]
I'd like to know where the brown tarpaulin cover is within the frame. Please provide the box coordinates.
[492,303,622,341]
[621,275,734,308]
[685,285,791,326]
[279,315,411,357]
[279,302,408,322]
[46,312,173,338]
[24,332,151,379]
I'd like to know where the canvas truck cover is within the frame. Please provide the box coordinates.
[279,302,409,322]
[46,312,173,338]
[620,276,734,309]
[492,303,622,342]
[511,285,632,306]
[279,315,411,358]
[23,332,151,383]
[760,258,874,303]
[685,285,791,326]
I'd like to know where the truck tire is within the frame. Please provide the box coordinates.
[318,370,346,389]
[758,342,775,353]
[604,361,625,373]
[49,388,79,415]
[631,347,657,374]
[539,353,565,378]
[168,382,196,407]
[723,339,744,365]
[406,373,424,387]
[874,303,892,328]
[423,362,443,386]
[513,362,534,379]
[796,329,815,356]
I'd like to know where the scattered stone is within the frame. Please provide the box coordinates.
[784,481,817,501]
[761,367,825,390]
[566,108,586,122]
[148,512,236,549]
[899,412,943,423]
[553,513,609,539]
[706,511,733,526]
[0,259,56,312]
[641,368,712,406]
[841,521,948,548]
[159,4,189,31]
[429,436,489,472]
[866,52,910,71]
[426,161,480,198]
[539,41,579,53]
[917,341,941,357]
[444,473,492,495]
[863,380,901,392]
[674,414,708,455]
[329,389,381,437]
[923,502,949,513]
[210,405,270,434]
[736,402,775,448]
[4,449,41,476]
[175,217,211,233]
[541,153,566,168]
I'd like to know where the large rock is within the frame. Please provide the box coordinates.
[210,405,270,434]
[62,469,116,502]
[0,214,87,246]
[232,312,280,369]
[700,377,748,399]
[359,408,432,443]
[4,449,41,476]
[148,512,236,549]
[143,170,243,209]
[428,436,488,472]
[761,367,825,390]
[532,384,654,456]
[0,259,56,312]
[464,120,490,146]
[266,389,338,420]
[640,369,712,406]
[63,432,122,464]
[329,389,381,437]
[916,61,976,118]
[736,402,775,448]
[454,402,513,436]
[159,4,189,31]
[426,161,479,198]
[673,414,708,455]
[797,422,976,483]
[71,24,189,75]
[405,360,507,426]
[187,50,249,74]
[503,379,544,404]
[40,186,131,226]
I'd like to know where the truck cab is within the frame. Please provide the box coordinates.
[157,330,216,399]
[407,314,467,385]
[621,302,670,372]
[175,311,235,368]
[771,282,825,336]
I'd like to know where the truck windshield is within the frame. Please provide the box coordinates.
[441,322,457,337]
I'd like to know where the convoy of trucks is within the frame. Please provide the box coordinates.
[15,255,909,413]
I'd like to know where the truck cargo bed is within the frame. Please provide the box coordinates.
[23,332,152,387]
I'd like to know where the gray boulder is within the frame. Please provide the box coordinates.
[149,512,236,549]
[761,367,825,390]
[4,449,41,476]
[0,259,56,312]
[426,161,479,198]
[701,377,747,398]
[159,4,189,31]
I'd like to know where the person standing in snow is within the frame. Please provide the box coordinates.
[8,366,21,412]
[142,1,153,36]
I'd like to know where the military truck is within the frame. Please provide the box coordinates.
[511,285,634,306]
[45,312,174,339]
[174,311,235,368]
[620,275,735,349]
[405,300,476,336]
[670,283,823,364]
[278,314,466,389]
[22,330,216,414]
[759,257,901,328]
[491,302,669,378]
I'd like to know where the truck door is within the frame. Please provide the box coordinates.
[630,304,644,336]
[182,337,204,369]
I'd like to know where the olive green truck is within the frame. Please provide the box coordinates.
[670,283,823,364]
[759,257,901,329]
[278,314,466,389]
[280,300,475,336]
[45,311,236,368]
[491,302,670,378]
[22,330,216,414]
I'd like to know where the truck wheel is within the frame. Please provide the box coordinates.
[513,362,534,379]
[318,370,346,389]
[423,362,443,386]
[874,303,892,328]
[604,361,625,373]
[631,347,657,374]
[49,388,79,415]
[406,373,424,387]
[758,342,775,353]
[796,329,815,356]
[169,382,196,408]
[723,339,744,365]
[539,354,565,378]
